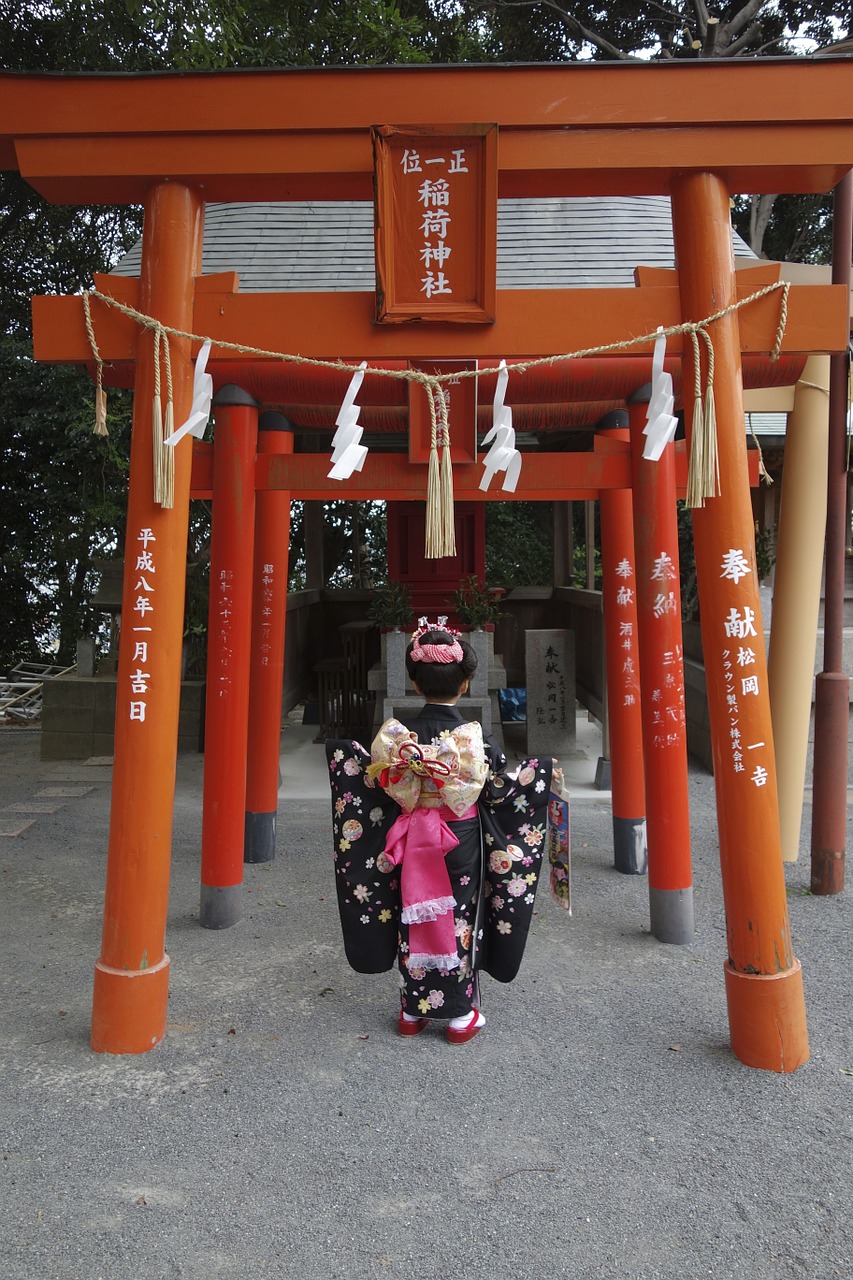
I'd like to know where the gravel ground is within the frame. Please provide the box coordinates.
[1,725,851,1280]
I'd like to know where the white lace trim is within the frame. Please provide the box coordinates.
[408,952,461,972]
[400,895,456,924]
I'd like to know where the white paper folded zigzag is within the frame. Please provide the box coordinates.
[163,340,214,447]
[328,361,369,480]
[480,359,522,492]
[642,329,679,462]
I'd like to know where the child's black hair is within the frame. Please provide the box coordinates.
[405,629,478,700]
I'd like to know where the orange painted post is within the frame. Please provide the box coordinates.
[91,182,203,1054]
[245,412,294,863]
[596,413,647,875]
[199,387,259,927]
[671,171,809,1071]
[627,392,694,941]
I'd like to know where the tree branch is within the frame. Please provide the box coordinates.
[723,22,763,56]
[493,0,639,61]
[690,0,711,29]
[720,0,765,43]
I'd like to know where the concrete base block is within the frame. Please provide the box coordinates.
[649,884,694,944]
[245,811,276,864]
[613,816,647,875]
[594,757,611,790]
[199,883,242,930]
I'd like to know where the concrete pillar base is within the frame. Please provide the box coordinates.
[724,958,809,1073]
[91,953,170,1055]
[594,757,611,789]
[200,883,242,930]
[245,811,276,864]
[613,816,647,875]
[649,885,694,944]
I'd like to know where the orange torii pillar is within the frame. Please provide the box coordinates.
[671,171,809,1071]
[91,182,204,1054]
[596,412,647,875]
[199,386,259,928]
[627,389,694,944]
[244,412,294,864]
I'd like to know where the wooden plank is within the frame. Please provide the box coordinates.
[32,282,848,365]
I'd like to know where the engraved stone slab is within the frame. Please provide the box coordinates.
[525,629,576,757]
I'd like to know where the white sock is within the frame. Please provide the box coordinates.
[401,1010,423,1023]
[448,1009,485,1031]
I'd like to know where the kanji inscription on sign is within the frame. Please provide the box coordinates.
[372,124,498,324]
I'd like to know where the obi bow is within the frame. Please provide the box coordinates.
[368,719,488,816]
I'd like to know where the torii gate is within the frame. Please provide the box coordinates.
[3,59,851,1071]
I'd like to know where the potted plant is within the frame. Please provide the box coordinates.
[368,578,414,632]
[453,575,503,629]
[369,580,414,696]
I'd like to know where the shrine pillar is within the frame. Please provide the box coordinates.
[627,392,693,940]
[767,355,830,861]
[671,171,808,1071]
[811,172,852,896]
[91,182,204,1054]
[596,413,647,875]
[245,413,294,864]
[200,387,259,927]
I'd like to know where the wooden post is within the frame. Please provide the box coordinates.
[596,414,647,875]
[627,392,693,941]
[199,387,259,927]
[767,355,830,861]
[91,182,203,1054]
[245,412,294,863]
[811,172,852,896]
[671,170,809,1071]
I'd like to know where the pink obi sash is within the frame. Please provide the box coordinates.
[384,802,477,972]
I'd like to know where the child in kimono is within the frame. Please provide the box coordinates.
[326,619,556,1045]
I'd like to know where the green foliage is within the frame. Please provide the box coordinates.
[485,501,553,586]
[454,574,504,627]
[0,335,133,668]
[367,578,414,629]
[287,500,387,590]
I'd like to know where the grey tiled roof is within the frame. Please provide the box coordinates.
[114,195,755,290]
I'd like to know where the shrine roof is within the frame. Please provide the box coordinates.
[112,196,754,292]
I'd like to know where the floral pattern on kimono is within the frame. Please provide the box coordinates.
[327,712,553,1018]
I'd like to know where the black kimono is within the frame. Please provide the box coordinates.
[327,704,554,1021]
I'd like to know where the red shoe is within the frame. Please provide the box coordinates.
[446,1009,485,1045]
[397,1011,429,1037]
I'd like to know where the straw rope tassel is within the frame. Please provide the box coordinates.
[160,330,175,509]
[438,386,456,558]
[82,291,109,437]
[425,384,442,558]
[700,328,720,503]
[151,326,167,507]
[686,329,707,509]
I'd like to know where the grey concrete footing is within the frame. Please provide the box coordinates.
[649,884,694,944]
[613,816,648,875]
[595,757,611,789]
[244,811,276,863]
[199,883,243,929]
